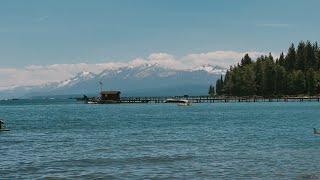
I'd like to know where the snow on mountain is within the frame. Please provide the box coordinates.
[98,63,179,79]
[0,64,226,98]
[56,71,95,88]
[192,64,227,74]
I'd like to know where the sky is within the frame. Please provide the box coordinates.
[0,0,319,88]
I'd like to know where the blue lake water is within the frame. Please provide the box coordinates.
[1,100,320,179]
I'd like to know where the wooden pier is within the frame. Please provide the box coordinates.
[119,96,320,104]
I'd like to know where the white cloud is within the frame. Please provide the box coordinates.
[0,50,269,89]
[182,51,266,68]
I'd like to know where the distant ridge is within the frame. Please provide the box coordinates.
[0,63,226,99]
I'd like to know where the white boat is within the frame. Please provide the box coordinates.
[177,99,192,106]
[165,98,180,103]
[87,101,98,104]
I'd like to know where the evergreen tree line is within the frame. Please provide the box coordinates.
[212,41,320,97]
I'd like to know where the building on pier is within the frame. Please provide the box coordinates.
[100,91,121,102]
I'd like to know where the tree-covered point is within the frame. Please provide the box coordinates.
[213,41,320,97]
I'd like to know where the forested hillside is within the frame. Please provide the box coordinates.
[212,41,320,97]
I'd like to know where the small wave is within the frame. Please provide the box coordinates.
[130,139,195,145]
[125,154,193,163]
[92,147,112,152]
[0,140,25,144]
[40,173,117,180]
[50,154,193,167]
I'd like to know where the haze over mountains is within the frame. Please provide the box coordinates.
[0,63,226,99]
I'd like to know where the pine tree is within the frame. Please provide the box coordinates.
[241,65,256,96]
[317,49,320,70]
[305,41,316,70]
[293,70,305,94]
[296,41,306,71]
[223,70,232,95]
[208,85,215,96]
[306,68,315,95]
[274,65,287,95]
[286,72,295,95]
[263,54,276,96]
[215,81,219,95]
[314,42,318,50]
[285,44,296,71]
[212,86,215,96]
[240,54,252,66]
[277,52,285,66]
[215,75,224,95]
[255,56,265,96]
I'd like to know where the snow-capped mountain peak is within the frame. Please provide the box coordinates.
[193,64,227,74]
[76,71,95,79]
[56,71,95,88]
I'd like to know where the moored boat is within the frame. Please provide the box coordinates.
[165,98,192,106]
[87,101,98,104]
[165,98,184,103]
[177,99,192,106]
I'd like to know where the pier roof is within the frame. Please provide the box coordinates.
[100,91,121,95]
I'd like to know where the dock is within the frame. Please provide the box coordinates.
[80,90,320,104]
[119,96,320,103]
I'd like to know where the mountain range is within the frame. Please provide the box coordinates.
[0,64,226,99]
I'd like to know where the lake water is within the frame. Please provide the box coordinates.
[1,100,320,179]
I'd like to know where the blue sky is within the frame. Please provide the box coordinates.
[0,0,319,68]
